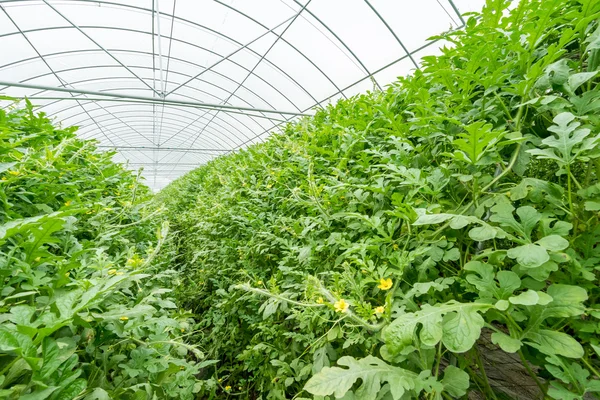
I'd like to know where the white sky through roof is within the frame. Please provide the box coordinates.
[0,0,485,190]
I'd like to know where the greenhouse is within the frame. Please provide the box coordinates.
[0,0,599,398]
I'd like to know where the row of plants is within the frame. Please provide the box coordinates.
[158,0,600,398]
[0,101,214,399]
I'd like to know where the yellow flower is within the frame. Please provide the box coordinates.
[238,386,242,390]
[218,378,222,383]
[115,271,124,276]
[181,328,185,333]
[180,366,185,370]
[377,278,393,291]
[108,269,117,275]
[119,316,129,321]
[1,177,6,181]
[392,243,399,250]
[64,200,72,206]
[257,280,263,285]
[316,297,324,304]
[8,170,19,176]
[334,299,349,313]
[374,306,385,315]
[64,272,70,277]
[266,184,272,189]
[225,385,231,391]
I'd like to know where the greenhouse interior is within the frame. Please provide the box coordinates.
[0,0,599,398]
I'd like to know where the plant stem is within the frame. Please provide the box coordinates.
[518,349,547,397]
[472,347,498,400]
[582,356,600,379]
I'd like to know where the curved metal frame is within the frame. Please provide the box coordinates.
[0,0,466,188]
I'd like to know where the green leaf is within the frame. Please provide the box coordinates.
[566,71,598,93]
[451,121,505,165]
[53,378,86,400]
[491,332,522,353]
[527,112,598,168]
[525,329,584,358]
[383,301,491,354]
[509,290,541,305]
[441,365,470,397]
[468,224,500,241]
[303,356,419,400]
[20,387,59,400]
[543,285,588,318]
[507,243,549,268]
[536,235,569,251]
[413,213,454,225]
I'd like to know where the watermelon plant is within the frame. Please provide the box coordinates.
[158,0,600,398]
[0,101,213,399]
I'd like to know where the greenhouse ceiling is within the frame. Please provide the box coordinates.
[0,0,484,190]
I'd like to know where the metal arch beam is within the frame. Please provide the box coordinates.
[30,0,321,108]
[185,0,310,147]
[0,2,153,164]
[97,145,228,153]
[28,96,288,123]
[72,113,260,148]
[43,94,254,148]
[68,109,255,149]
[44,89,277,145]
[0,80,310,117]
[166,13,296,97]
[42,92,278,148]
[0,47,304,118]
[362,0,419,70]
[302,37,448,111]
[214,0,346,102]
[288,0,382,92]
[44,99,279,149]
[447,0,465,26]
[230,35,462,151]
[41,0,161,97]
[0,27,304,116]
[75,116,245,150]
[160,0,312,178]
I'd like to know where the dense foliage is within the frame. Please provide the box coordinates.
[0,102,211,399]
[159,0,600,399]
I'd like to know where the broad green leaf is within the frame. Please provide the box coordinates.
[468,223,500,241]
[441,365,469,397]
[509,290,540,305]
[566,71,598,93]
[506,244,549,268]
[525,329,584,358]
[543,285,588,318]
[9,305,35,326]
[53,378,87,400]
[491,332,522,353]
[536,235,569,251]
[413,213,454,226]
[383,301,491,354]
[0,162,17,173]
[20,387,59,400]
[509,290,552,306]
[528,112,597,168]
[451,121,504,165]
[442,306,485,353]
[303,356,419,400]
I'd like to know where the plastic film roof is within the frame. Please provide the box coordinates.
[0,0,484,190]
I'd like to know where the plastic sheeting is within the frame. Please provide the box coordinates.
[0,0,484,190]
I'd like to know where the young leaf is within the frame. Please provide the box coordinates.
[441,365,470,397]
[491,332,522,353]
[303,356,420,400]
